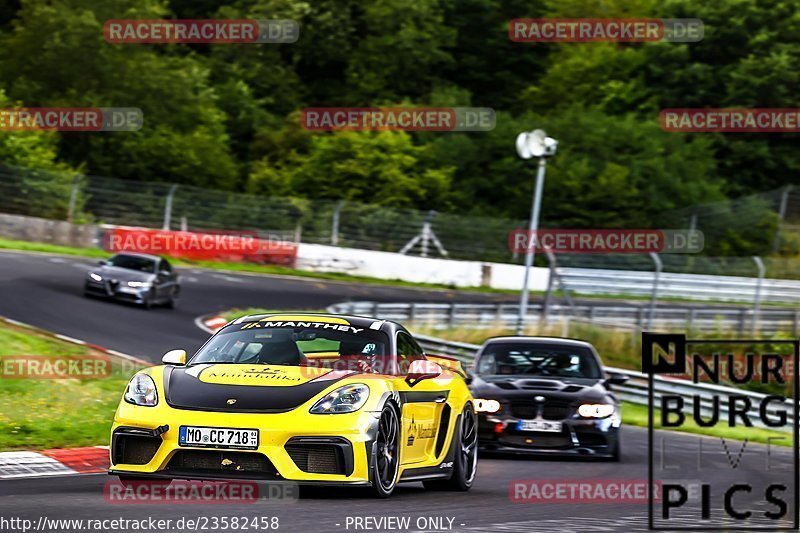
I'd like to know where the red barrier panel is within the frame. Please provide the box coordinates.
[103,227,298,267]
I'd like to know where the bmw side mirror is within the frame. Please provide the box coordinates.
[98,260,107,266]
[162,349,187,365]
[406,360,442,387]
[465,370,474,385]
[604,372,629,387]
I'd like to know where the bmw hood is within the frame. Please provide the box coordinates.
[469,375,611,404]
[163,364,353,412]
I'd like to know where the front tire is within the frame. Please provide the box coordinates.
[609,430,621,462]
[370,403,400,498]
[424,403,478,491]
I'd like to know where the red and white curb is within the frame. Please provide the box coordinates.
[195,314,228,335]
[0,316,146,479]
[0,446,109,479]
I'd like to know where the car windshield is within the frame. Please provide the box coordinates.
[107,254,156,273]
[189,321,393,373]
[476,342,601,379]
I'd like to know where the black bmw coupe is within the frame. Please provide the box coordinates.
[469,336,628,460]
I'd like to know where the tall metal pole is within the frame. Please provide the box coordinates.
[772,185,792,253]
[331,200,345,246]
[516,157,547,335]
[647,252,662,330]
[66,176,80,223]
[163,184,178,231]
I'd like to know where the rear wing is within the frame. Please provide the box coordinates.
[426,354,468,378]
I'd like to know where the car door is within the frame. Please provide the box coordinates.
[396,332,447,466]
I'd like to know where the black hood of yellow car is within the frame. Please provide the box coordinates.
[163,364,352,412]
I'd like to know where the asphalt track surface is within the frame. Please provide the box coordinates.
[0,250,792,532]
[0,250,518,361]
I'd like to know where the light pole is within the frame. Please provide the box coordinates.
[515,129,558,335]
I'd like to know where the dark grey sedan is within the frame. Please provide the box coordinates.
[84,252,180,309]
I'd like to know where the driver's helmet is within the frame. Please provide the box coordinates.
[550,352,574,369]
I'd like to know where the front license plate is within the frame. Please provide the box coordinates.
[517,420,563,433]
[179,426,259,450]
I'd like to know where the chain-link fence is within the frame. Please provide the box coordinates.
[1,162,799,273]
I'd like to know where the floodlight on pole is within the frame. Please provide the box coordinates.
[515,129,558,335]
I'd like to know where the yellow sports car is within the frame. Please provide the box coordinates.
[109,313,477,497]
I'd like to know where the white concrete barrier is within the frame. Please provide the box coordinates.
[295,243,549,291]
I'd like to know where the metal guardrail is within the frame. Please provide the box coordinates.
[559,266,800,305]
[328,301,800,335]
[413,334,794,432]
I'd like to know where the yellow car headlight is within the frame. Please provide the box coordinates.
[124,374,158,407]
[310,384,370,414]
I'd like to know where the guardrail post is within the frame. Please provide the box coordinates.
[449,303,457,328]
[409,303,417,323]
[794,310,800,337]
[162,184,178,230]
[752,256,765,334]
[688,308,696,332]
[739,308,747,334]
[647,252,662,330]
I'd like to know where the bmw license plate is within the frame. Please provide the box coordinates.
[517,420,562,433]
[179,426,259,450]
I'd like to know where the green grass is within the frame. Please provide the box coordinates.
[0,322,142,450]
[621,401,791,446]
[0,237,111,259]
[218,308,326,322]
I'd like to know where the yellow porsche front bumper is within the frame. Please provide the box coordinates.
[110,400,381,484]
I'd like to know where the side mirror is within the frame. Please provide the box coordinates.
[605,372,629,386]
[98,260,107,266]
[162,349,187,365]
[158,270,170,278]
[464,370,474,385]
[405,360,443,387]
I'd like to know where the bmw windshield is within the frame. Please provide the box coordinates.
[475,343,601,379]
